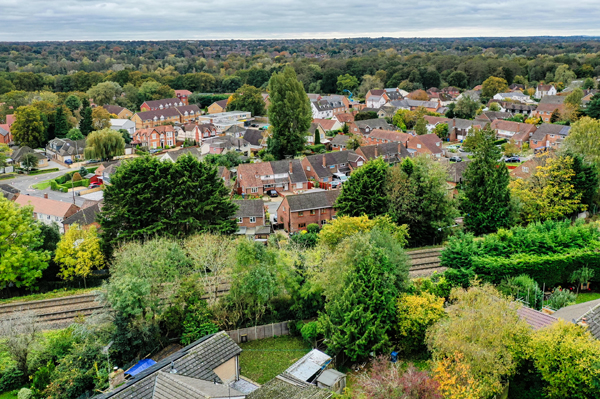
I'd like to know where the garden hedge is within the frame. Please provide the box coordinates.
[441,220,600,287]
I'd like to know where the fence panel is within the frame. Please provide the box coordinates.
[226,321,291,344]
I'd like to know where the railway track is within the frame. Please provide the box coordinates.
[407,247,446,277]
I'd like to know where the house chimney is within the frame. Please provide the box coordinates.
[375,146,378,158]
[322,155,327,168]
[44,193,48,199]
[289,161,293,174]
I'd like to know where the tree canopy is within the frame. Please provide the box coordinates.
[84,128,125,161]
[335,158,389,218]
[227,84,265,116]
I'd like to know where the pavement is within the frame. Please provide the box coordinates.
[8,169,87,207]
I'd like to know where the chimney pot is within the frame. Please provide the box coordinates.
[44,193,48,199]
[322,155,327,168]
[289,161,293,174]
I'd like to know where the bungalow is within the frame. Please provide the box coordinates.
[103,105,133,119]
[46,138,85,164]
[277,190,340,233]
[174,89,192,105]
[529,124,571,151]
[140,98,184,112]
[312,118,341,132]
[535,84,557,99]
[490,119,537,147]
[95,332,246,399]
[63,201,102,233]
[301,151,365,188]
[350,118,394,135]
[364,129,412,145]
[355,142,410,165]
[308,123,327,146]
[208,99,229,114]
[158,147,203,163]
[232,200,270,242]
[236,159,308,196]
[15,194,80,234]
[10,146,49,168]
[406,134,444,157]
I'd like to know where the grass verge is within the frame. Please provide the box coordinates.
[239,335,311,384]
[0,287,98,305]
[31,180,52,190]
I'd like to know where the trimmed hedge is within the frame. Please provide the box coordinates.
[28,167,59,175]
[441,220,600,286]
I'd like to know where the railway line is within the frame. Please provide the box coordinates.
[0,249,444,330]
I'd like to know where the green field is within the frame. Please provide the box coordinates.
[239,335,311,384]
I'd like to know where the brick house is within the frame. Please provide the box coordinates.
[529,124,571,151]
[333,113,355,124]
[424,115,452,133]
[490,119,537,147]
[175,90,192,106]
[236,159,309,197]
[364,129,412,145]
[232,200,270,241]
[15,194,80,234]
[312,118,341,132]
[0,114,14,144]
[489,101,537,117]
[207,99,228,114]
[277,189,340,233]
[103,105,133,119]
[406,134,444,157]
[447,119,482,142]
[177,123,217,144]
[533,103,566,123]
[355,142,410,165]
[140,98,184,112]
[63,201,102,233]
[329,134,350,151]
[301,151,365,188]
[132,108,181,129]
[307,123,327,146]
[132,125,177,149]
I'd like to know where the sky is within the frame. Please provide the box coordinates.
[1,0,600,41]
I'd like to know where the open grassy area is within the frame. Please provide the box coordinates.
[31,180,52,190]
[0,287,97,305]
[575,292,600,304]
[239,335,311,384]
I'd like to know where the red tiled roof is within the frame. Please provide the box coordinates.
[517,307,557,330]
[367,129,412,143]
[313,119,338,131]
[15,195,79,218]
[335,113,354,123]
[237,162,274,189]
[175,90,192,96]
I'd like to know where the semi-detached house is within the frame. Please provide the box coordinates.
[236,160,309,197]
[15,194,80,234]
[277,189,340,233]
[301,151,365,188]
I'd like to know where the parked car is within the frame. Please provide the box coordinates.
[89,183,100,189]
[505,156,520,163]
[86,159,99,164]
[266,189,278,197]
[64,159,73,165]
[331,181,343,189]
[449,156,462,162]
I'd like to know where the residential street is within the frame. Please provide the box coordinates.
[9,169,87,207]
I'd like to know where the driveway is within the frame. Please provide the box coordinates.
[264,196,282,222]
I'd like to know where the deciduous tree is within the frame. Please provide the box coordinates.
[84,128,125,161]
[336,74,359,94]
[67,128,84,141]
[91,106,111,130]
[11,105,45,148]
[396,292,445,353]
[21,152,39,171]
[55,225,105,286]
[563,116,600,165]
[86,81,123,106]
[0,196,50,288]
[227,84,265,116]
[481,76,508,98]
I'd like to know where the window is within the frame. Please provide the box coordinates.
[310,210,316,215]
[237,217,243,223]
[323,177,328,182]
[249,217,256,223]
[298,212,304,217]
[282,206,285,212]
[417,144,421,148]
[251,187,258,193]
[340,163,346,167]
[296,183,303,189]
[152,133,156,139]
[523,167,529,173]
[307,166,311,171]
[321,209,326,214]
[329,165,334,169]
[298,223,306,228]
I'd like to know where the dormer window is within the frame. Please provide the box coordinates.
[417,144,421,148]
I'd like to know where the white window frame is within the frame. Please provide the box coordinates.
[249,217,256,223]
[237,217,243,223]
[251,187,258,193]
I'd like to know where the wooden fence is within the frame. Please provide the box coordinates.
[226,321,290,344]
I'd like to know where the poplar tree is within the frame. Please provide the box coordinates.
[461,126,513,235]
[267,67,312,159]
[80,106,94,136]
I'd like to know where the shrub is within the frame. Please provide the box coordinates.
[18,388,33,399]
[0,366,24,393]
[546,288,577,310]
[300,321,318,346]
[396,293,445,353]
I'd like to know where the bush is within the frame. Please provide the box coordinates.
[546,288,577,310]
[300,321,318,346]
[396,293,445,353]
[0,366,24,393]
[18,388,33,399]
[27,168,59,175]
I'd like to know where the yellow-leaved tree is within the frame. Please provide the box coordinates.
[318,214,409,250]
[55,224,105,287]
[396,292,445,353]
[510,155,584,222]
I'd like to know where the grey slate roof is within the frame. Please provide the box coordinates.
[517,307,558,330]
[63,202,102,227]
[530,123,571,141]
[446,160,471,183]
[0,184,19,200]
[248,376,332,399]
[0,126,9,137]
[10,146,35,163]
[553,298,600,323]
[96,332,241,399]
[329,134,350,146]
[353,118,393,132]
[304,152,363,179]
[357,142,410,162]
[232,200,264,218]
[539,95,566,105]
[162,147,203,162]
[285,190,340,212]
[243,129,264,147]
[153,372,244,399]
[271,159,308,184]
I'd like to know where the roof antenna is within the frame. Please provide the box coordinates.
[170,361,177,374]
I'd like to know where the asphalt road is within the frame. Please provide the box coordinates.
[9,168,87,207]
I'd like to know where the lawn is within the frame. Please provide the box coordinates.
[575,292,600,304]
[0,287,97,305]
[239,335,311,384]
[0,390,19,399]
[31,180,52,190]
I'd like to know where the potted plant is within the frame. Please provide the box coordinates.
[570,267,595,294]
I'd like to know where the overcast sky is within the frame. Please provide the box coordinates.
[1,0,600,41]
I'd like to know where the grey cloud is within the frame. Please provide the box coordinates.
[0,0,600,40]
